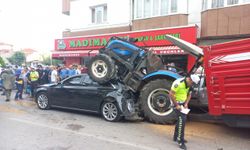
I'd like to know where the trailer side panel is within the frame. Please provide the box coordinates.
[204,38,250,116]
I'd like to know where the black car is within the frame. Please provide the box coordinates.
[35,74,136,122]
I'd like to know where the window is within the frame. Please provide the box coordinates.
[91,5,107,24]
[227,0,238,5]
[171,0,177,13]
[202,0,208,10]
[82,75,95,85]
[161,0,169,15]
[135,0,143,18]
[134,0,177,19]
[64,76,83,86]
[153,0,159,16]
[203,0,248,11]
[212,0,224,8]
[144,0,151,17]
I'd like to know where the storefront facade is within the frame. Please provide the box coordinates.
[53,25,197,71]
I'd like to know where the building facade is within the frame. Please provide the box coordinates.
[0,42,14,58]
[54,0,250,70]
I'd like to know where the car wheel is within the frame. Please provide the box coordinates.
[101,101,122,122]
[88,54,116,84]
[36,92,50,110]
[140,79,176,124]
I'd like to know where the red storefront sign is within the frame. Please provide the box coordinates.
[54,25,197,51]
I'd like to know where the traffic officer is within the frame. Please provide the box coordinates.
[27,67,39,98]
[169,74,200,150]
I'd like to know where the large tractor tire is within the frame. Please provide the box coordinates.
[140,79,176,124]
[88,54,116,84]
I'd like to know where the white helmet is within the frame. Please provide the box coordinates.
[190,74,200,84]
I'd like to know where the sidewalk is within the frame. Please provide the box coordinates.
[0,90,36,111]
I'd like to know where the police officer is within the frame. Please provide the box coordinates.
[27,67,39,98]
[169,74,200,150]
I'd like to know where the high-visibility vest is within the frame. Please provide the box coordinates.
[30,71,39,81]
[171,78,191,103]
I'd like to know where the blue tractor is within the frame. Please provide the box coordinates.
[88,35,203,124]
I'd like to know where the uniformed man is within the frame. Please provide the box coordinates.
[27,67,39,98]
[169,74,200,150]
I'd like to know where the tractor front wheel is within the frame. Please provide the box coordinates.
[140,79,176,124]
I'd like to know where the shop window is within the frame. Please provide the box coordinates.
[211,0,224,8]
[227,0,238,5]
[91,4,107,24]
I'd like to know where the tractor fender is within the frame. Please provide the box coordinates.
[143,70,182,80]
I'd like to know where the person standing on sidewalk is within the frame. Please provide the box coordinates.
[1,69,16,102]
[27,67,39,98]
[169,74,200,150]
[14,75,24,100]
[50,66,58,83]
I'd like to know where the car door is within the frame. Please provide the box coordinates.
[50,75,84,108]
[72,76,115,112]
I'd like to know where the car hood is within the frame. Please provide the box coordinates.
[165,35,204,58]
[39,83,58,87]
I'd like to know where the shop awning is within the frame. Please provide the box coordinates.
[150,46,187,55]
[52,50,99,58]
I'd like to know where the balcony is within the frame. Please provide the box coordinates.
[201,4,250,38]
[132,14,188,31]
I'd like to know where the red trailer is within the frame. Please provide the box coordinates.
[203,38,250,128]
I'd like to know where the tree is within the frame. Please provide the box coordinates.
[0,56,6,67]
[8,51,26,66]
[41,55,62,66]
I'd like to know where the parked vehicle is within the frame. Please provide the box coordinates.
[34,74,136,122]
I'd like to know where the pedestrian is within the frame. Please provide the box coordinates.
[50,66,58,83]
[15,75,24,100]
[37,65,45,85]
[1,68,16,102]
[0,68,7,96]
[42,66,51,84]
[169,74,200,150]
[68,65,76,77]
[59,66,68,80]
[81,64,88,74]
[27,67,39,98]
[76,65,81,74]
[20,67,28,94]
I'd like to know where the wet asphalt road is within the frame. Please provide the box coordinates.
[0,92,249,150]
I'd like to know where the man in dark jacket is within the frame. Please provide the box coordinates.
[1,69,16,101]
